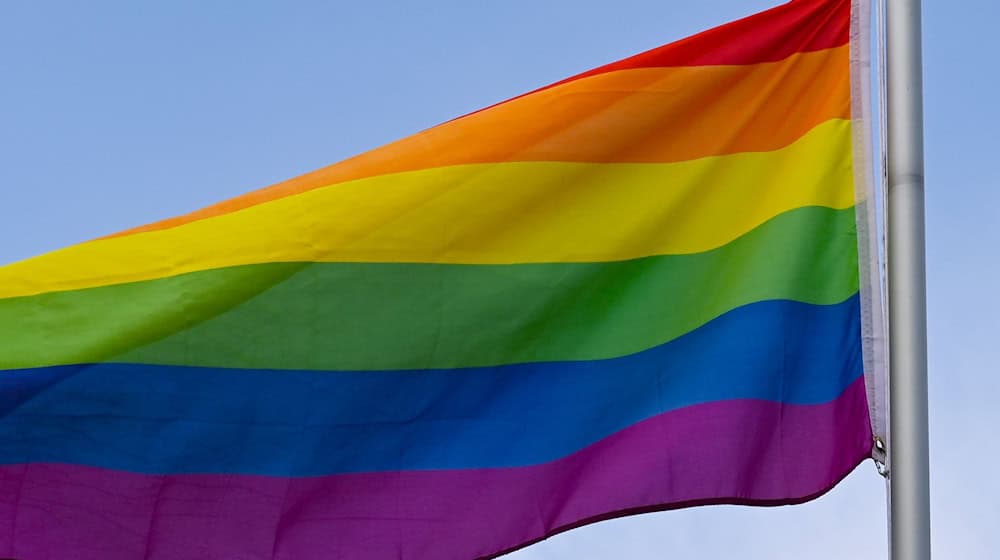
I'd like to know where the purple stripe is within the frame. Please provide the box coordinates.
[0,378,870,560]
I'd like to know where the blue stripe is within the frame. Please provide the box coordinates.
[0,295,861,476]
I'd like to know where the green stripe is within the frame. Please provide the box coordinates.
[0,205,859,371]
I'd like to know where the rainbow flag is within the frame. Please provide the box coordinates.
[0,0,884,558]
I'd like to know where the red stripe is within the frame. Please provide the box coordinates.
[581,0,850,71]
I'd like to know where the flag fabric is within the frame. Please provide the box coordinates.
[0,0,884,558]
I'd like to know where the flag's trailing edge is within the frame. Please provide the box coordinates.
[0,0,885,558]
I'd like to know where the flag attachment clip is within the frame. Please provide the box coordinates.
[873,435,889,477]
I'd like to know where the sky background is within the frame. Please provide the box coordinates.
[1,1,996,558]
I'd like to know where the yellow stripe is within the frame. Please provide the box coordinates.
[106,45,850,239]
[0,119,854,299]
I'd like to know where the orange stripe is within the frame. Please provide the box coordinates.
[108,45,848,240]
[461,0,848,116]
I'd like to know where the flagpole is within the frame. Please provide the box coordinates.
[885,0,930,558]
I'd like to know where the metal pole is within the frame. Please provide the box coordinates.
[885,0,930,558]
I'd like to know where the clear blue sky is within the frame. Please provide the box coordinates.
[1,1,996,557]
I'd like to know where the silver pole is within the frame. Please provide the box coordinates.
[885,0,930,558]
